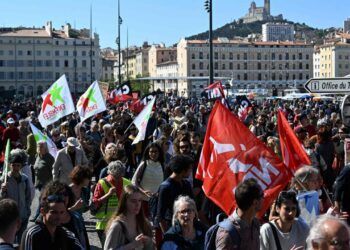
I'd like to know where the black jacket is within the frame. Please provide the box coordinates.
[334,165,350,212]
[161,220,208,250]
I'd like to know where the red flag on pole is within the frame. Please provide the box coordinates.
[196,101,291,217]
[278,110,311,173]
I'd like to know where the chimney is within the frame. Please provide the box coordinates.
[64,23,70,38]
[45,21,52,36]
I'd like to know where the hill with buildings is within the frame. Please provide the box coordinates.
[187,19,339,44]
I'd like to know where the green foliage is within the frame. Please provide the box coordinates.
[130,74,151,95]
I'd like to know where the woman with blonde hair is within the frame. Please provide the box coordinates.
[104,184,154,250]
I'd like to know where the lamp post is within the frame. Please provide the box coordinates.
[204,0,213,86]
[117,0,123,85]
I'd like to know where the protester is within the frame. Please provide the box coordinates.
[333,163,350,225]
[0,153,31,242]
[161,195,207,250]
[69,165,92,214]
[0,199,20,250]
[39,180,90,249]
[21,193,83,250]
[92,160,131,244]
[104,184,154,250]
[2,118,20,150]
[52,137,88,184]
[33,141,54,190]
[215,178,262,250]
[306,215,350,250]
[260,191,309,250]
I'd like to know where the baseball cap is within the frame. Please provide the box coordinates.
[7,118,15,124]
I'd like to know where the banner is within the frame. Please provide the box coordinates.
[201,81,225,101]
[278,110,311,173]
[297,191,319,226]
[236,95,252,121]
[77,81,107,121]
[108,81,133,103]
[38,75,75,127]
[132,96,156,145]
[130,93,156,114]
[196,101,291,217]
[1,140,10,183]
[29,123,58,158]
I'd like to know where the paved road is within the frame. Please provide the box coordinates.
[29,189,102,250]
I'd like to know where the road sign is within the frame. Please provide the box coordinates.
[304,77,350,93]
[341,95,350,127]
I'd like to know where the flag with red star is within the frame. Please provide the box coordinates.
[77,81,106,121]
[38,74,75,127]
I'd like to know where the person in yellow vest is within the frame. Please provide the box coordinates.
[92,160,131,246]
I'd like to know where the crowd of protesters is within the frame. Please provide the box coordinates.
[0,94,349,250]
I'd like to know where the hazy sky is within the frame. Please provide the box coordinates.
[1,0,349,48]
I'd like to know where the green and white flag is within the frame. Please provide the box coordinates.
[29,122,58,158]
[38,74,75,127]
[1,139,10,183]
[132,96,156,145]
[77,81,107,121]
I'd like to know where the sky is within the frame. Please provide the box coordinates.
[1,0,349,49]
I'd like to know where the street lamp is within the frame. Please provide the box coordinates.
[117,0,123,85]
[204,0,213,86]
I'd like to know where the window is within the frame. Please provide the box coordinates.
[222,54,225,60]
[45,60,52,67]
[55,72,60,79]
[17,61,24,67]
[214,52,218,60]
[64,51,69,56]
[18,50,23,56]
[73,51,77,56]
[272,53,275,60]
[18,72,24,79]
[306,64,309,70]
[199,52,203,59]
[27,72,33,79]
[306,54,309,60]
[82,51,86,56]
[192,64,196,70]
[36,51,42,56]
[9,50,14,56]
[229,62,233,70]
[258,73,261,80]
[272,73,276,81]
[92,60,95,67]
[192,53,195,59]
[298,63,302,69]
[285,63,289,69]
[285,53,289,60]
[237,54,240,60]
[237,74,241,80]
[55,51,59,56]
[279,54,282,60]
[222,63,225,70]
[64,41,68,45]
[36,72,43,79]
[244,73,248,80]
[339,55,342,60]
[55,41,59,45]
[299,53,302,60]
[27,60,33,67]
[214,62,218,70]
[237,64,240,70]
[292,55,296,60]
[82,72,87,81]
[27,50,32,56]
[199,62,203,70]
[258,62,261,70]
[229,53,233,60]
[0,60,4,67]
[0,72,4,79]
[55,60,60,67]
[244,62,247,70]
[257,53,261,60]
[64,60,69,67]
[299,73,303,80]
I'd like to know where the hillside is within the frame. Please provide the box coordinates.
[187,19,339,44]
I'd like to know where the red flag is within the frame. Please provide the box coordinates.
[278,110,311,173]
[196,101,291,217]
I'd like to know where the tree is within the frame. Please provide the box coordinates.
[130,74,151,95]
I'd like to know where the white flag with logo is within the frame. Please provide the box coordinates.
[77,81,107,121]
[38,74,75,127]
[132,96,156,145]
[29,122,58,158]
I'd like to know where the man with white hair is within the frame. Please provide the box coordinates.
[307,215,350,250]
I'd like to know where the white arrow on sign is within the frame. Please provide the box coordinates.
[304,77,350,93]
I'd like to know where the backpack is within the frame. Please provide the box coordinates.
[204,213,241,250]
